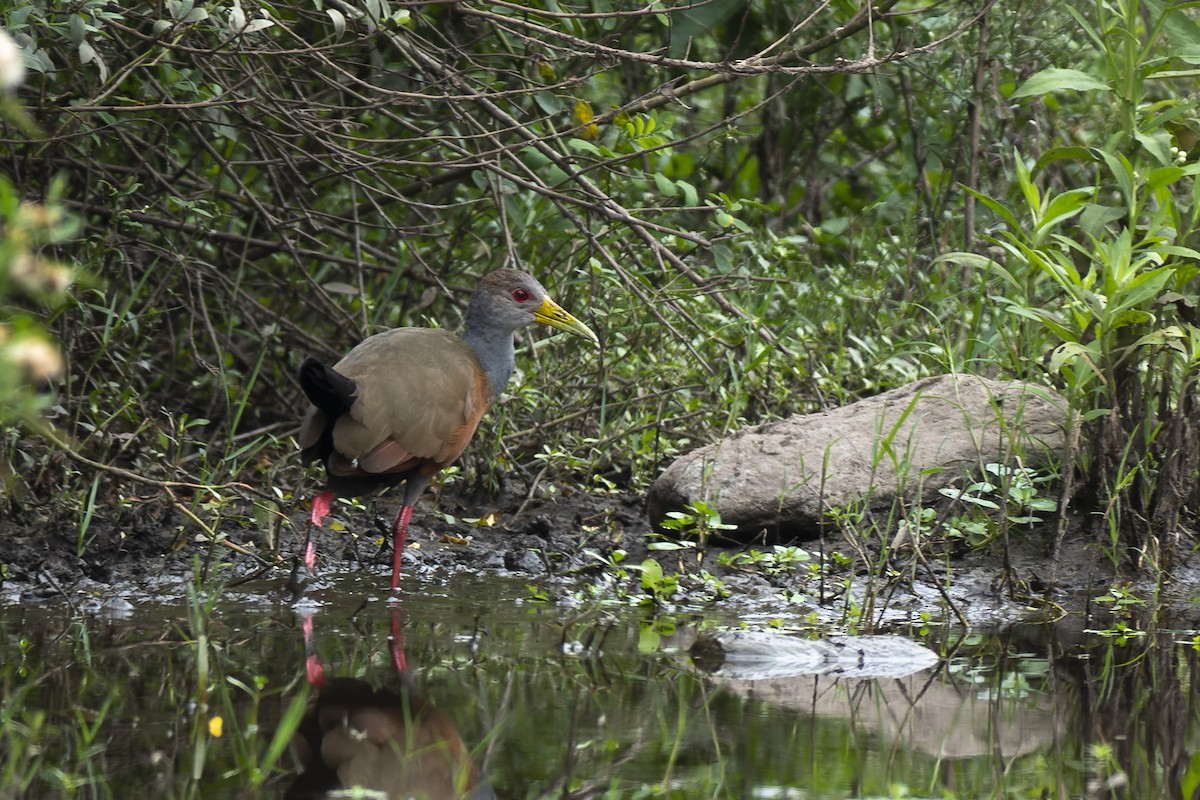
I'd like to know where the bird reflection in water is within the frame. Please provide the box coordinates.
[284,609,494,800]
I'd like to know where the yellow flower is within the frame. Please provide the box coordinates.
[573,99,599,140]
[208,716,223,738]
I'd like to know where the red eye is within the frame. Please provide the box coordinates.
[512,288,530,302]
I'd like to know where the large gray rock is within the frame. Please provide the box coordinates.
[647,374,1067,540]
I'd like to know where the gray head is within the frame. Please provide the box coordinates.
[465,269,597,342]
[462,269,597,398]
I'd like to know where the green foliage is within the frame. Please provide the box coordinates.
[0,0,1006,538]
[1,0,1197,578]
[941,0,1200,564]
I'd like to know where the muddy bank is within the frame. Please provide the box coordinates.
[2,486,1196,631]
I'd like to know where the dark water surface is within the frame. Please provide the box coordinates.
[2,571,1199,799]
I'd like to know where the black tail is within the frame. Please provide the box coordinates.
[299,357,357,417]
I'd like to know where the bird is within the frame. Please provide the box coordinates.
[284,609,495,800]
[297,269,598,591]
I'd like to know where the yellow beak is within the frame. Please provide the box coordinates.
[534,296,599,345]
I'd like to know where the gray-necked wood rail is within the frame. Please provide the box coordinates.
[298,269,597,591]
[285,610,495,800]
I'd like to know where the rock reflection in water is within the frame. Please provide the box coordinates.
[692,630,1055,761]
[284,608,494,800]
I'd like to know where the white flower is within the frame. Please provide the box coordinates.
[6,335,63,383]
[0,29,24,90]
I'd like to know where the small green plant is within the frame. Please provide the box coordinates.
[936,462,1059,548]
[636,558,679,607]
[718,545,815,575]
[583,546,628,578]
[1093,584,1147,617]
[1089,619,1146,646]
[657,501,737,549]
[695,569,730,600]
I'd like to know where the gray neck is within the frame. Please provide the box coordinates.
[463,314,515,401]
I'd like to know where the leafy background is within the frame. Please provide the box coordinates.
[3,0,1200,565]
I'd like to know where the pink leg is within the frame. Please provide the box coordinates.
[299,491,335,584]
[301,613,326,688]
[311,490,335,526]
[389,608,408,674]
[390,505,413,592]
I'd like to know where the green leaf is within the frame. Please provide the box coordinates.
[567,138,602,156]
[1037,188,1091,234]
[1050,341,1100,373]
[534,92,563,115]
[963,187,1021,233]
[676,179,698,207]
[653,172,677,197]
[934,251,996,272]
[999,302,1075,341]
[1107,309,1154,329]
[1032,147,1094,179]
[69,14,86,45]
[961,495,1000,510]
[1135,130,1175,167]
[1012,68,1110,98]
[326,8,346,36]
[1145,164,1186,190]
[1159,245,1200,260]
[1078,203,1127,237]
[713,244,733,272]
[639,558,663,590]
[1013,149,1041,221]
[1162,8,1200,65]
[1110,266,1173,312]
[1094,148,1135,208]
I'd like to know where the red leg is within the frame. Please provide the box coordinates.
[390,505,413,592]
[311,490,335,526]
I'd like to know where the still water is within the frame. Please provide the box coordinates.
[1,570,1198,799]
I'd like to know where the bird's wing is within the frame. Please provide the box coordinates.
[329,329,489,474]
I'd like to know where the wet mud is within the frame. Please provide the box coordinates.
[2,485,1198,632]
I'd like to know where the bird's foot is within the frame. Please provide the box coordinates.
[289,538,317,595]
